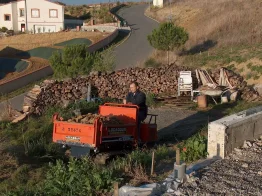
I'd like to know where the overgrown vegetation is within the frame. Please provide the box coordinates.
[50,44,115,79]
[179,128,208,162]
[3,98,259,194]
[0,101,101,193]
[42,158,119,196]
[65,4,117,24]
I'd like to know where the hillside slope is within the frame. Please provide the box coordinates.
[146,0,262,84]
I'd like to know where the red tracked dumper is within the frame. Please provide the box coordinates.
[53,103,158,162]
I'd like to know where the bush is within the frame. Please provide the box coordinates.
[92,47,116,72]
[50,44,96,79]
[0,27,8,32]
[179,132,208,162]
[50,44,116,78]
[42,158,119,196]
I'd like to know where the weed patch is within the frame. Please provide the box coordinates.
[145,58,161,68]
[178,127,208,163]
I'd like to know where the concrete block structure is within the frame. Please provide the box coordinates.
[0,0,64,33]
[208,106,262,158]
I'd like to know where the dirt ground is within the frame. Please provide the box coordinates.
[148,106,224,142]
[176,139,262,195]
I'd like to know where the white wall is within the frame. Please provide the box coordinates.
[0,3,13,30]
[0,0,64,33]
[153,0,164,8]
[25,0,64,33]
[17,0,27,32]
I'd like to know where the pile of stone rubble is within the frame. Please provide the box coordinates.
[119,138,262,195]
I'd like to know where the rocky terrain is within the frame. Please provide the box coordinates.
[176,139,262,195]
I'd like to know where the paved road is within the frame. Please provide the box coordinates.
[115,4,159,70]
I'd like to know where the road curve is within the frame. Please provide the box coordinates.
[114,4,159,70]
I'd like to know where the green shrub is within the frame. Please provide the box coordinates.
[0,27,8,32]
[92,47,116,72]
[179,133,208,162]
[42,158,119,196]
[50,44,96,79]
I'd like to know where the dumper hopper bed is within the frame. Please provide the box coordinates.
[53,103,157,159]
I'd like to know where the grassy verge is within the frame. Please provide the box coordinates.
[0,97,208,195]
[183,44,262,68]
[2,99,261,195]
[0,101,102,194]
[211,100,262,115]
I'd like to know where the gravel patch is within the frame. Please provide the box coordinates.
[176,139,262,195]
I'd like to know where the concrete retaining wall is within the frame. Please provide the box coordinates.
[87,29,118,52]
[82,25,118,33]
[208,106,262,158]
[0,66,53,94]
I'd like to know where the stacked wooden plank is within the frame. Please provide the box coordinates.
[211,68,260,101]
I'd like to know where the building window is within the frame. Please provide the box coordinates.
[20,8,25,17]
[31,9,40,18]
[4,14,11,21]
[49,9,58,18]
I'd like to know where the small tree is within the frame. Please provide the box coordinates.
[147,22,189,65]
[92,46,116,72]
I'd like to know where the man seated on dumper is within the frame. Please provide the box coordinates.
[123,82,147,142]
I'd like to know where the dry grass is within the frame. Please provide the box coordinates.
[224,58,262,85]
[0,153,18,182]
[151,50,178,65]
[147,0,262,49]
[0,31,108,53]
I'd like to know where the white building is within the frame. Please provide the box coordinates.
[0,0,64,33]
[153,0,167,8]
